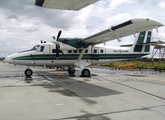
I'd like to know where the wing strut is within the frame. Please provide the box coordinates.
[74,48,91,69]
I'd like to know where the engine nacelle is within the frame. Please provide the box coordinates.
[59,42,77,50]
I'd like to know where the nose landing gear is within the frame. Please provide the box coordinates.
[24,68,33,83]
[25,68,33,77]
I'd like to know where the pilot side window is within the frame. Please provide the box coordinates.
[94,49,97,53]
[39,46,45,52]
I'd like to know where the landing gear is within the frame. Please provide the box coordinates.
[24,68,33,83]
[68,67,75,76]
[68,67,91,77]
[25,68,33,77]
[81,68,91,77]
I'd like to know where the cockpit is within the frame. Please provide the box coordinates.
[18,43,48,54]
[18,45,41,53]
[31,45,40,50]
[30,45,45,52]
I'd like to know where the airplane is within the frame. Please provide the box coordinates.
[4,18,164,78]
[35,0,100,11]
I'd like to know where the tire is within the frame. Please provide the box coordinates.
[81,69,90,77]
[68,67,75,75]
[25,69,33,77]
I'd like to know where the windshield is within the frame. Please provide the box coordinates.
[31,45,40,50]
[18,45,40,53]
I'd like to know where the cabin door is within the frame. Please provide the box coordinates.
[91,47,99,62]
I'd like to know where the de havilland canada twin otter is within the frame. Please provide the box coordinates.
[4,0,164,78]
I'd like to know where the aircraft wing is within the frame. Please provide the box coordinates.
[35,0,99,10]
[80,18,164,45]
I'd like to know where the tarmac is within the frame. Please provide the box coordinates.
[0,61,165,120]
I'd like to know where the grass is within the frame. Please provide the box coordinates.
[99,60,165,70]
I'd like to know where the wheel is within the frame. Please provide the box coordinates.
[68,67,75,75]
[81,69,90,77]
[25,68,33,77]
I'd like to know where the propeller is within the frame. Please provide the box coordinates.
[56,30,62,58]
[52,30,63,59]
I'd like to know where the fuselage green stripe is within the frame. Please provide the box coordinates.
[12,54,147,61]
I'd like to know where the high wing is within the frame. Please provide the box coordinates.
[80,18,164,45]
[35,0,99,10]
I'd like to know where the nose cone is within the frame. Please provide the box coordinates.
[4,56,11,63]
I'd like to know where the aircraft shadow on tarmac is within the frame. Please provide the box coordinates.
[32,70,123,98]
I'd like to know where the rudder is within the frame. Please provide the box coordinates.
[133,30,152,53]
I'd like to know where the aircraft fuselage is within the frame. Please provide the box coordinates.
[5,43,148,67]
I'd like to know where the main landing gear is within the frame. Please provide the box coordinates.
[68,67,91,77]
[81,68,90,77]
[24,67,90,82]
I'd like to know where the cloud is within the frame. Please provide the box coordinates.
[159,1,165,9]
[5,14,18,19]
[25,26,40,33]
[0,0,79,29]
[109,0,133,10]
[0,0,165,57]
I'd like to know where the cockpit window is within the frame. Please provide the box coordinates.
[18,45,40,53]
[31,45,40,50]
[39,46,45,52]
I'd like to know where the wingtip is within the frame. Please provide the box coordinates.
[131,18,164,27]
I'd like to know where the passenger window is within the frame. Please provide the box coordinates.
[85,49,88,53]
[68,50,72,53]
[100,49,104,53]
[52,49,63,53]
[94,49,97,53]
[40,46,44,52]
[52,49,56,53]
[73,50,77,53]
[79,49,82,53]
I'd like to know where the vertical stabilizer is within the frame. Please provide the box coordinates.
[133,30,152,53]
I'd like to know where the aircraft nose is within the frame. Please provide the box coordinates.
[4,56,11,63]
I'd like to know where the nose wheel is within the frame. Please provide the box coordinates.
[25,68,33,77]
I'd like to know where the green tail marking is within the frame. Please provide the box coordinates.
[133,31,151,52]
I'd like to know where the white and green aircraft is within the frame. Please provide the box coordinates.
[4,18,163,77]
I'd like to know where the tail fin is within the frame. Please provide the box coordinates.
[132,30,152,53]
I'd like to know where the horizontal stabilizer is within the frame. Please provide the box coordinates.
[137,40,165,45]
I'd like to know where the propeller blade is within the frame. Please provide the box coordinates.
[56,30,62,41]
[56,45,59,58]
[56,30,62,59]
[52,36,56,40]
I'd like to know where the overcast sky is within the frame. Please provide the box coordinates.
[0,0,165,57]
